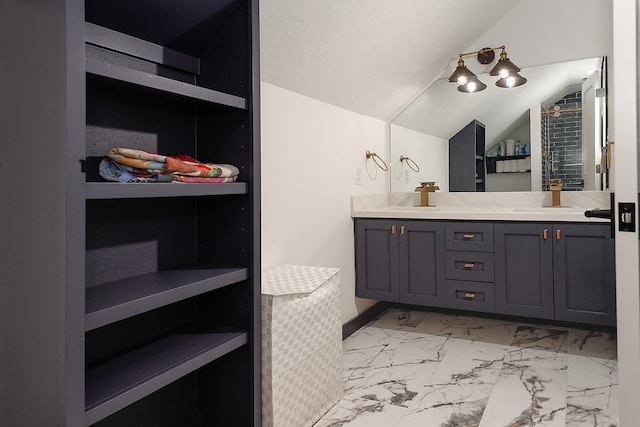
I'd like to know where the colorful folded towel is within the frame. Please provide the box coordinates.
[99,148,240,183]
[172,175,237,183]
[107,148,240,178]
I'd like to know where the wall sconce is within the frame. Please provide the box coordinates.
[448,45,527,93]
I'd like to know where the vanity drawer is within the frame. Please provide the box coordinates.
[445,251,494,282]
[446,280,495,313]
[445,222,493,252]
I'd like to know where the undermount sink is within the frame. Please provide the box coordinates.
[387,205,441,211]
[512,207,583,213]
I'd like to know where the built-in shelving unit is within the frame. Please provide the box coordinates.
[80,1,260,425]
[449,119,486,192]
[2,1,260,425]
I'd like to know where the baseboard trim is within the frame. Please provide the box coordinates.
[342,302,391,340]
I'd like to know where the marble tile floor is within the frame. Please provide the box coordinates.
[314,308,618,427]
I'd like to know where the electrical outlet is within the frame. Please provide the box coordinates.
[355,167,362,185]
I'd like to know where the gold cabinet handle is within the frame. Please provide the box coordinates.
[463,263,475,269]
[556,229,561,240]
[391,225,397,234]
[463,234,474,239]
[543,229,549,240]
[400,225,406,235]
[464,292,476,299]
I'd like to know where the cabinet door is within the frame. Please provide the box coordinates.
[553,224,616,326]
[355,219,399,302]
[494,223,554,319]
[398,221,446,306]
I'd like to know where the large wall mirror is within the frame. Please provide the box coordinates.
[390,57,608,193]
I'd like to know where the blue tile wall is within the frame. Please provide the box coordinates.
[544,91,583,191]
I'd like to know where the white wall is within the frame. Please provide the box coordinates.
[473,0,612,69]
[487,173,531,192]
[390,124,449,192]
[261,82,387,323]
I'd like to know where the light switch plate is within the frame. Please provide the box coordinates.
[355,167,362,185]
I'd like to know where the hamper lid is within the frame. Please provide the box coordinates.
[262,265,340,296]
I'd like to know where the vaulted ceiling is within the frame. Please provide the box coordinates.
[260,0,522,121]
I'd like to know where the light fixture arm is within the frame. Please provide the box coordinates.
[456,45,505,60]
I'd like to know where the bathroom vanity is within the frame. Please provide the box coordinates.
[352,193,616,327]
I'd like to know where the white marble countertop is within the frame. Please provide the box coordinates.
[351,192,611,223]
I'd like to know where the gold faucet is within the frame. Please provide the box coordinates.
[550,178,563,207]
[415,182,439,207]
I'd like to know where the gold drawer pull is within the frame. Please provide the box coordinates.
[463,263,475,269]
[463,234,475,239]
[543,229,549,240]
[556,229,561,240]
[464,292,476,299]
[392,225,397,234]
[401,225,406,235]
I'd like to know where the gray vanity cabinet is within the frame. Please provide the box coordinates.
[494,223,555,319]
[495,222,616,326]
[355,219,400,301]
[553,223,616,326]
[355,219,446,306]
[445,223,496,313]
[399,221,446,306]
[356,218,615,327]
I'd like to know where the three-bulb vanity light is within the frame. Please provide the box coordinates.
[448,45,527,93]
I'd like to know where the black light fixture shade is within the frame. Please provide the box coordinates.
[448,57,476,84]
[488,47,521,78]
[495,72,527,88]
[457,77,487,93]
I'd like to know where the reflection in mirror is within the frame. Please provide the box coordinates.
[390,57,608,193]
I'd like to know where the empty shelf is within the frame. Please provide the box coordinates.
[86,58,246,110]
[85,23,200,75]
[86,267,248,331]
[85,330,247,425]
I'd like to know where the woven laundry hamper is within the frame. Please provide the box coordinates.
[261,265,344,427]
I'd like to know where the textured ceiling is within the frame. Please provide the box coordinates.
[260,0,521,121]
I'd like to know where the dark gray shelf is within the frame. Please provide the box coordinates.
[486,154,530,161]
[86,58,247,110]
[85,330,248,425]
[86,182,248,200]
[85,23,200,75]
[86,267,248,331]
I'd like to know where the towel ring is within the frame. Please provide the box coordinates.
[365,151,388,171]
[399,155,420,172]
